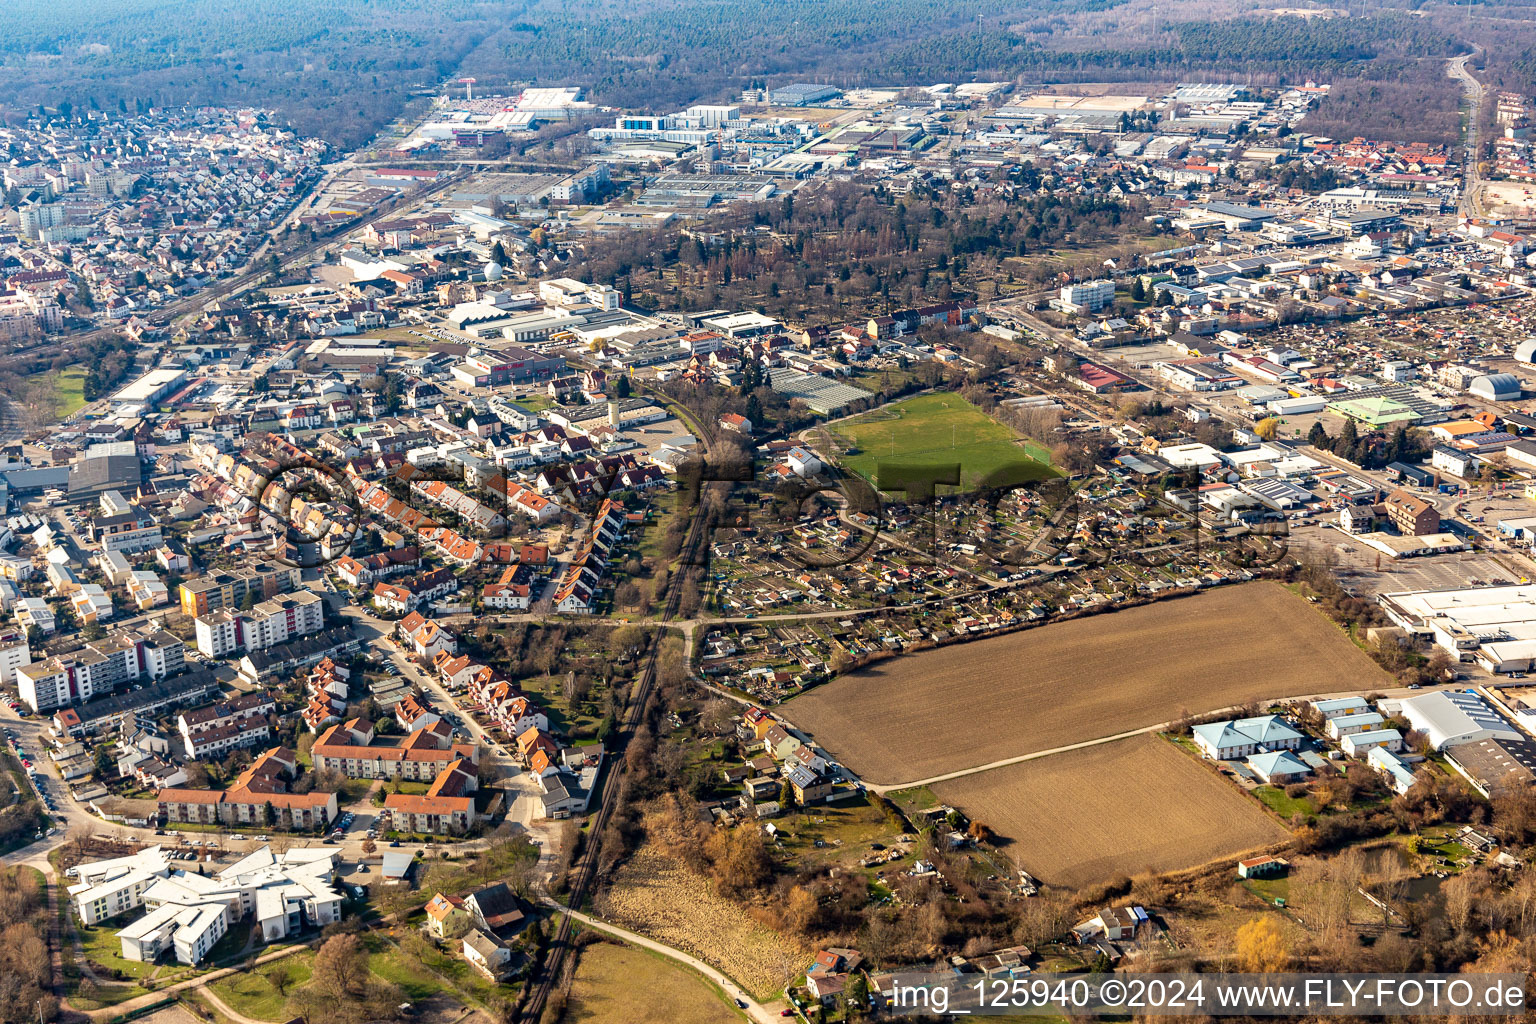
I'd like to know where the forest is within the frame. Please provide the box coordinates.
[0,0,524,148]
[566,179,1154,324]
[5,0,1522,151]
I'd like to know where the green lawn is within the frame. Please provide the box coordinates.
[831,392,1053,493]
[52,365,88,418]
[390,780,432,796]
[1253,785,1315,819]
[363,936,463,1003]
[514,392,555,413]
[77,918,162,980]
[210,952,315,1021]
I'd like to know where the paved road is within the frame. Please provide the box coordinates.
[75,942,314,1023]
[542,900,773,1024]
[1450,49,1486,219]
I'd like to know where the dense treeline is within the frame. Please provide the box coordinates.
[0,0,521,148]
[0,1,1495,152]
[0,866,53,1024]
[1299,66,1463,146]
[568,181,1150,322]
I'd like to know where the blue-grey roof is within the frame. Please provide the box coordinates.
[1248,750,1310,776]
[1192,715,1302,750]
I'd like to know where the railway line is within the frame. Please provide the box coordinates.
[517,479,714,1024]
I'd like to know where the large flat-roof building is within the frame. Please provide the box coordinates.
[1396,690,1521,751]
[1379,584,1536,673]
[769,84,841,106]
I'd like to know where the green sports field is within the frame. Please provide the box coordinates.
[831,392,1054,492]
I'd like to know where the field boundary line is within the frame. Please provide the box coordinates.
[871,682,1428,794]
[871,722,1163,794]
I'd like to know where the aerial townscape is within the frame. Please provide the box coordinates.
[16,1,1536,1023]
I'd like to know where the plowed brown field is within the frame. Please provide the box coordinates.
[785,582,1387,784]
[931,735,1288,887]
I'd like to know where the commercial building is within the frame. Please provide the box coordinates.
[769,84,841,106]
[1397,690,1521,750]
[1379,584,1536,672]
[1444,736,1536,796]
[109,368,189,409]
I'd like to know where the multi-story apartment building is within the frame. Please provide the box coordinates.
[90,507,164,554]
[178,561,301,617]
[17,631,187,713]
[178,691,276,758]
[312,717,476,782]
[157,747,336,831]
[0,631,31,685]
[382,758,478,835]
[1059,279,1116,313]
[194,591,324,657]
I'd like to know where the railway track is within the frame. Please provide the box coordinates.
[517,483,713,1024]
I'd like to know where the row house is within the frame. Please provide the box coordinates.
[331,546,420,588]
[302,658,350,733]
[482,563,534,610]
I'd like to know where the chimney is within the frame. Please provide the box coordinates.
[608,400,620,428]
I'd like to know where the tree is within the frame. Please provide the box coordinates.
[1255,416,1281,441]
[1307,420,1330,450]
[312,932,369,997]
[1235,914,1289,972]
[265,963,294,997]
[1338,417,1359,452]
[784,885,820,937]
[843,974,868,1019]
[705,825,772,896]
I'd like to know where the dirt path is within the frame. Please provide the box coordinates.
[77,943,313,1023]
[542,900,768,1024]
[196,983,274,1024]
[866,682,1452,794]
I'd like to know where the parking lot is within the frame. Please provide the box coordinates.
[1293,526,1521,597]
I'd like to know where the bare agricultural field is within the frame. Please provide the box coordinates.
[784,582,1389,784]
[597,845,809,1001]
[931,735,1288,887]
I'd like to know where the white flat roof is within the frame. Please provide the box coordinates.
[1382,584,1536,638]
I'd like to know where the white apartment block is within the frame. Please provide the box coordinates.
[69,846,343,965]
[0,637,31,684]
[67,847,170,926]
[194,591,324,657]
[1060,279,1116,313]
